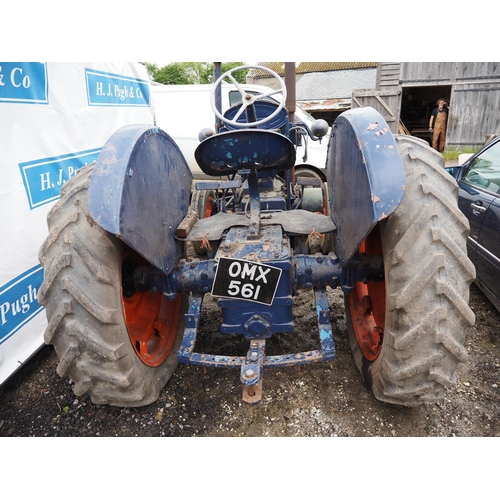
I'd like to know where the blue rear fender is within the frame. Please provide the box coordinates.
[87,124,193,273]
[326,107,406,265]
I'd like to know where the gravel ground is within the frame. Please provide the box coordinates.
[1,283,498,439]
[1,280,497,497]
[2,143,496,497]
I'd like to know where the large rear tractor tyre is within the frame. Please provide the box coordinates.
[38,164,187,407]
[346,135,476,406]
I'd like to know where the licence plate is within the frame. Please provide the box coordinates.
[211,257,282,305]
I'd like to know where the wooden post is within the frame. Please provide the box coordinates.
[284,62,296,124]
[284,62,296,189]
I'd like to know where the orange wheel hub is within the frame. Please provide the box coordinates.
[348,227,386,361]
[121,246,182,367]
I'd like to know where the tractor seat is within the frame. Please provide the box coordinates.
[194,129,296,177]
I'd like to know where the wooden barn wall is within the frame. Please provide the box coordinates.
[392,62,500,147]
[448,83,500,146]
[376,63,401,87]
[350,89,402,133]
[400,62,455,84]
[400,62,500,84]
[456,62,500,81]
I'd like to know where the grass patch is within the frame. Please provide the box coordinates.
[442,146,480,162]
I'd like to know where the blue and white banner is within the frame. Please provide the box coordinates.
[0,62,49,105]
[0,265,44,346]
[0,62,155,386]
[86,69,150,107]
[19,148,101,209]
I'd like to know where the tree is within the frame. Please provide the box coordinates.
[146,62,247,85]
[219,63,248,84]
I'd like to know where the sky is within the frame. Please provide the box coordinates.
[132,8,486,65]
[4,3,490,64]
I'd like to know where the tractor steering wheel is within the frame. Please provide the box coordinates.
[210,64,287,128]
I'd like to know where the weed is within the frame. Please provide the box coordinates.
[442,146,480,162]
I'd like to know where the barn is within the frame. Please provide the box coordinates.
[353,62,500,149]
[248,62,500,150]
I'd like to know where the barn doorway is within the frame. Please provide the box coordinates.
[400,85,452,146]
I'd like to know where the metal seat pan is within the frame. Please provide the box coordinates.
[194,129,296,177]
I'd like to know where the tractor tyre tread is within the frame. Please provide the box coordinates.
[38,165,185,407]
[347,134,475,406]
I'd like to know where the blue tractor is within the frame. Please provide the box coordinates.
[38,65,476,407]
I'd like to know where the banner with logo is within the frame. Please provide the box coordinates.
[0,62,155,386]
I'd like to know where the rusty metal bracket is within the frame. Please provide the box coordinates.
[241,339,266,405]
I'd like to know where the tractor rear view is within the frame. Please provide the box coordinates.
[38,65,475,407]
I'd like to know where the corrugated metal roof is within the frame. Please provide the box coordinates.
[296,68,377,100]
[249,62,377,78]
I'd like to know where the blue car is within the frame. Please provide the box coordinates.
[448,136,500,313]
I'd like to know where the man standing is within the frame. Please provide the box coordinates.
[429,99,449,152]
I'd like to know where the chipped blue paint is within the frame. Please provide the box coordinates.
[194,129,295,176]
[178,269,337,369]
[88,124,192,274]
[319,328,330,341]
[327,107,406,264]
